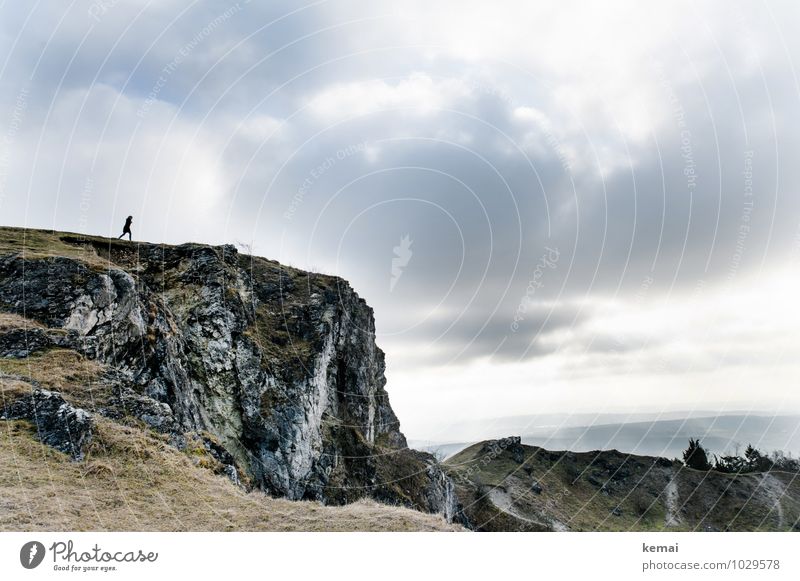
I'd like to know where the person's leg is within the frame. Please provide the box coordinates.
[127,231,132,241]
[118,233,124,239]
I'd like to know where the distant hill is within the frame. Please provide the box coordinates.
[426,411,736,442]
[414,413,800,460]
[519,415,800,459]
[445,437,800,531]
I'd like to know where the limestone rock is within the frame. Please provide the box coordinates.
[1,387,94,461]
[0,327,53,358]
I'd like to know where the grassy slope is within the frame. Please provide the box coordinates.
[0,417,460,531]
[0,226,325,278]
[0,227,114,268]
[446,442,800,531]
[0,226,460,532]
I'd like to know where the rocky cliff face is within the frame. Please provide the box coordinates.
[0,229,457,520]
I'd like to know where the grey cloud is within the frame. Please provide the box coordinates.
[381,301,588,366]
[2,0,800,380]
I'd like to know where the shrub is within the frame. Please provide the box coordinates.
[682,438,712,471]
[744,444,773,472]
[631,487,654,518]
[714,454,746,474]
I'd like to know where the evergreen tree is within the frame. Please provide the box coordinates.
[744,444,773,472]
[683,438,712,470]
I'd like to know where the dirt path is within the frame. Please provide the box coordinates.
[664,478,681,527]
[759,474,785,529]
[488,488,567,531]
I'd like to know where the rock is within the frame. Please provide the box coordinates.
[371,447,461,522]
[0,237,458,520]
[502,437,525,464]
[531,480,543,494]
[0,328,53,358]
[223,464,240,486]
[480,436,524,463]
[200,433,244,487]
[423,458,460,522]
[101,386,177,433]
[1,388,93,460]
[587,473,604,487]
[0,256,94,327]
[611,506,622,517]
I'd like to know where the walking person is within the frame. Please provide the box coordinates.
[117,215,133,241]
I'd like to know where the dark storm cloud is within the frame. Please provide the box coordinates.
[410,300,588,363]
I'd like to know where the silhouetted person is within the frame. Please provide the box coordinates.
[118,215,133,241]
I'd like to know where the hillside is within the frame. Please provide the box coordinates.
[0,416,460,531]
[0,227,458,531]
[445,438,800,531]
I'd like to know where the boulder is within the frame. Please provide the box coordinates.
[2,388,93,460]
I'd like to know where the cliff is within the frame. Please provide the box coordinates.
[0,227,457,522]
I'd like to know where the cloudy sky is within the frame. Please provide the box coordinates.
[2,1,799,441]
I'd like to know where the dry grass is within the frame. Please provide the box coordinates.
[0,227,115,270]
[0,418,462,532]
[0,377,36,403]
[0,350,108,410]
[0,312,45,333]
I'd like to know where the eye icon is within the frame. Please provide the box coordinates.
[20,541,46,569]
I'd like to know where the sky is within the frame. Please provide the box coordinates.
[1,1,799,442]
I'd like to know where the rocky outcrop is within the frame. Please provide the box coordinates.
[0,231,456,520]
[101,384,178,434]
[1,386,94,461]
[0,327,53,357]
